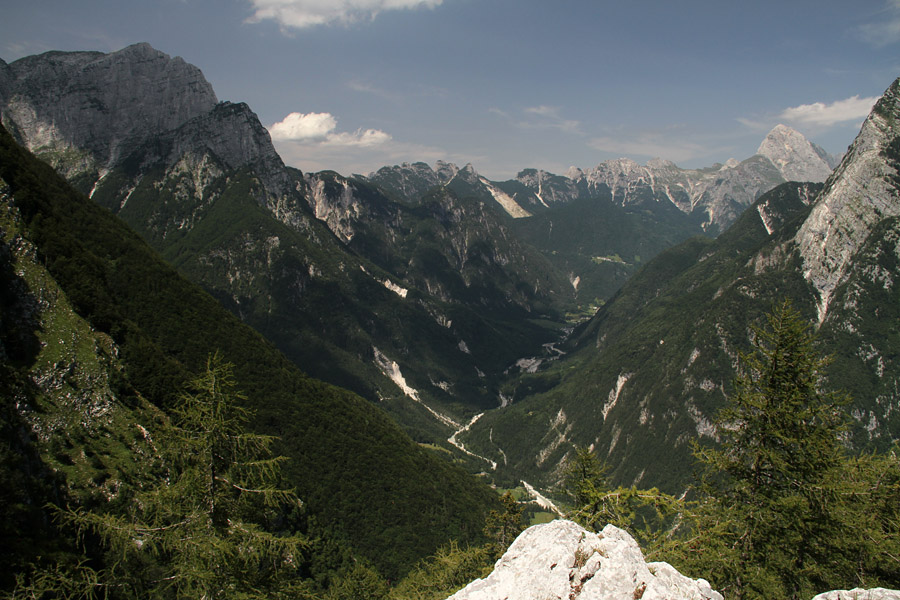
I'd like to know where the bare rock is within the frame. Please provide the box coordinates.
[446,519,722,600]
[813,589,900,600]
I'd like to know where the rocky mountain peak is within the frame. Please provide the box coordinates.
[434,160,460,183]
[646,157,679,171]
[795,77,900,323]
[1,43,217,169]
[757,124,835,182]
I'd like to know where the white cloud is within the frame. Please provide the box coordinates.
[325,128,392,147]
[269,112,391,147]
[269,112,337,141]
[857,0,900,47]
[778,95,878,127]
[246,0,443,29]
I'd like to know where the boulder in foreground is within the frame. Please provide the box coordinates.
[446,519,722,600]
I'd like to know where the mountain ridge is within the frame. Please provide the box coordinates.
[1,42,869,499]
[458,75,900,492]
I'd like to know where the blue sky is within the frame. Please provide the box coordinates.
[2,0,899,179]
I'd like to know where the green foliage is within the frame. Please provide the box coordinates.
[11,356,309,599]
[323,563,390,600]
[388,542,493,600]
[482,491,525,559]
[468,182,825,492]
[672,301,900,599]
[562,447,683,556]
[511,193,704,310]
[563,446,609,510]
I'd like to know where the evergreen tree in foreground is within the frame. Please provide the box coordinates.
[678,301,900,599]
[12,354,310,599]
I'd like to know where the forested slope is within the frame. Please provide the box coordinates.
[0,124,499,580]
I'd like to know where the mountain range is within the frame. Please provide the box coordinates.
[460,77,900,491]
[2,42,884,509]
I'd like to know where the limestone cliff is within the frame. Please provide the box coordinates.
[795,78,900,322]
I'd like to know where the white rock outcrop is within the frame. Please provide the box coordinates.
[446,519,722,600]
[813,589,900,600]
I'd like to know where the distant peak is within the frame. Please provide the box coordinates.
[646,157,678,169]
[757,124,807,152]
[756,124,833,182]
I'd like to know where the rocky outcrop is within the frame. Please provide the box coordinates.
[813,590,900,600]
[368,161,443,203]
[166,101,294,202]
[795,78,900,323]
[446,520,722,600]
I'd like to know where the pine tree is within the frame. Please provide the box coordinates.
[482,492,525,559]
[12,354,310,599]
[684,301,848,600]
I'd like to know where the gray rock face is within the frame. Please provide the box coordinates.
[446,520,722,600]
[795,78,900,322]
[304,172,363,243]
[166,101,293,201]
[1,43,217,169]
[368,161,443,203]
[1,44,298,217]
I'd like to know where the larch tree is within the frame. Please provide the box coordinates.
[13,353,310,600]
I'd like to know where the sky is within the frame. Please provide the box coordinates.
[2,0,900,180]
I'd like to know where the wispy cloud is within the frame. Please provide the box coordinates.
[347,81,402,101]
[778,95,878,127]
[269,111,391,147]
[492,105,582,134]
[245,0,443,30]
[522,105,582,134]
[587,132,711,164]
[856,0,900,47]
[738,95,878,134]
